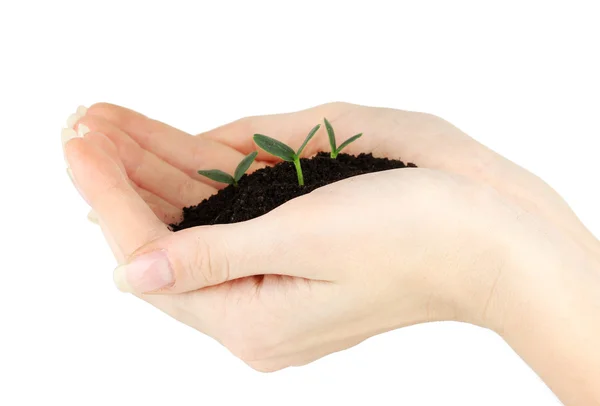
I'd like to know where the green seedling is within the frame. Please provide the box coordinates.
[324,118,363,159]
[197,151,258,187]
[253,124,321,186]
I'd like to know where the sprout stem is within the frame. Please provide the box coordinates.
[293,158,304,186]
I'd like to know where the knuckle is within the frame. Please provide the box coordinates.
[411,111,449,132]
[322,101,352,110]
[186,236,229,286]
[317,101,356,116]
[176,177,199,203]
[190,142,211,167]
[234,115,253,127]
[93,170,130,202]
[230,116,257,137]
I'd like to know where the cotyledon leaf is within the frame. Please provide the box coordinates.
[253,134,296,161]
[324,117,336,153]
[335,133,363,156]
[296,124,321,157]
[197,169,235,185]
[234,151,258,182]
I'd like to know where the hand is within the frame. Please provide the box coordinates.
[65,135,529,371]
[64,103,600,404]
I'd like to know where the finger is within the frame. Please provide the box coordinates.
[85,103,266,186]
[75,115,216,208]
[95,200,224,338]
[64,131,228,336]
[86,153,222,335]
[85,132,182,225]
[98,217,126,264]
[64,135,170,259]
[110,200,332,295]
[82,131,182,224]
[139,283,233,338]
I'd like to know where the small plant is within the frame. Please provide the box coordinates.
[324,118,363,159]
[197,151,258,187]
[253,124,321,186]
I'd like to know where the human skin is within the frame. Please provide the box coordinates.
[62,102,600,405]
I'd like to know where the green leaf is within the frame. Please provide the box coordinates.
[197,169,235,185]
[335,133,363,156]
[253,134,296,161]
[324,117,336,153]
[296,124,320,157]
[234,151,258,182]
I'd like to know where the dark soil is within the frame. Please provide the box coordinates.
[170,152,416,231]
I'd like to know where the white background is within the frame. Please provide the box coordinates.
[1,1,598,405]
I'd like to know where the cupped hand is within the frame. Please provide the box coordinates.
[63,102,599,372]
[65,134,532,371]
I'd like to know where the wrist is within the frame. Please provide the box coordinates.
[495,215,600,335]
[487,213,600,404]
[412,192,595,332]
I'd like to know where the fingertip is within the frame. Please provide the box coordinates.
[67,134,170,256]
[63,135,88,168]
[61,127,80,149]
[65,135,128,203]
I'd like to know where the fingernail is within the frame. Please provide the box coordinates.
[66,113,81,129]
[77,123,90,137]
[61,127,80,148]
[87,209,99,224]
[76,105,88,116]
[113,251,175,293]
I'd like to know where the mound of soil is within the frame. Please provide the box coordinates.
[170,152,416,231]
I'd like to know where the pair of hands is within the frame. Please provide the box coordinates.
[64,102,599,377]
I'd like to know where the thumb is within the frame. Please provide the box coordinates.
[112,213,317,294]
